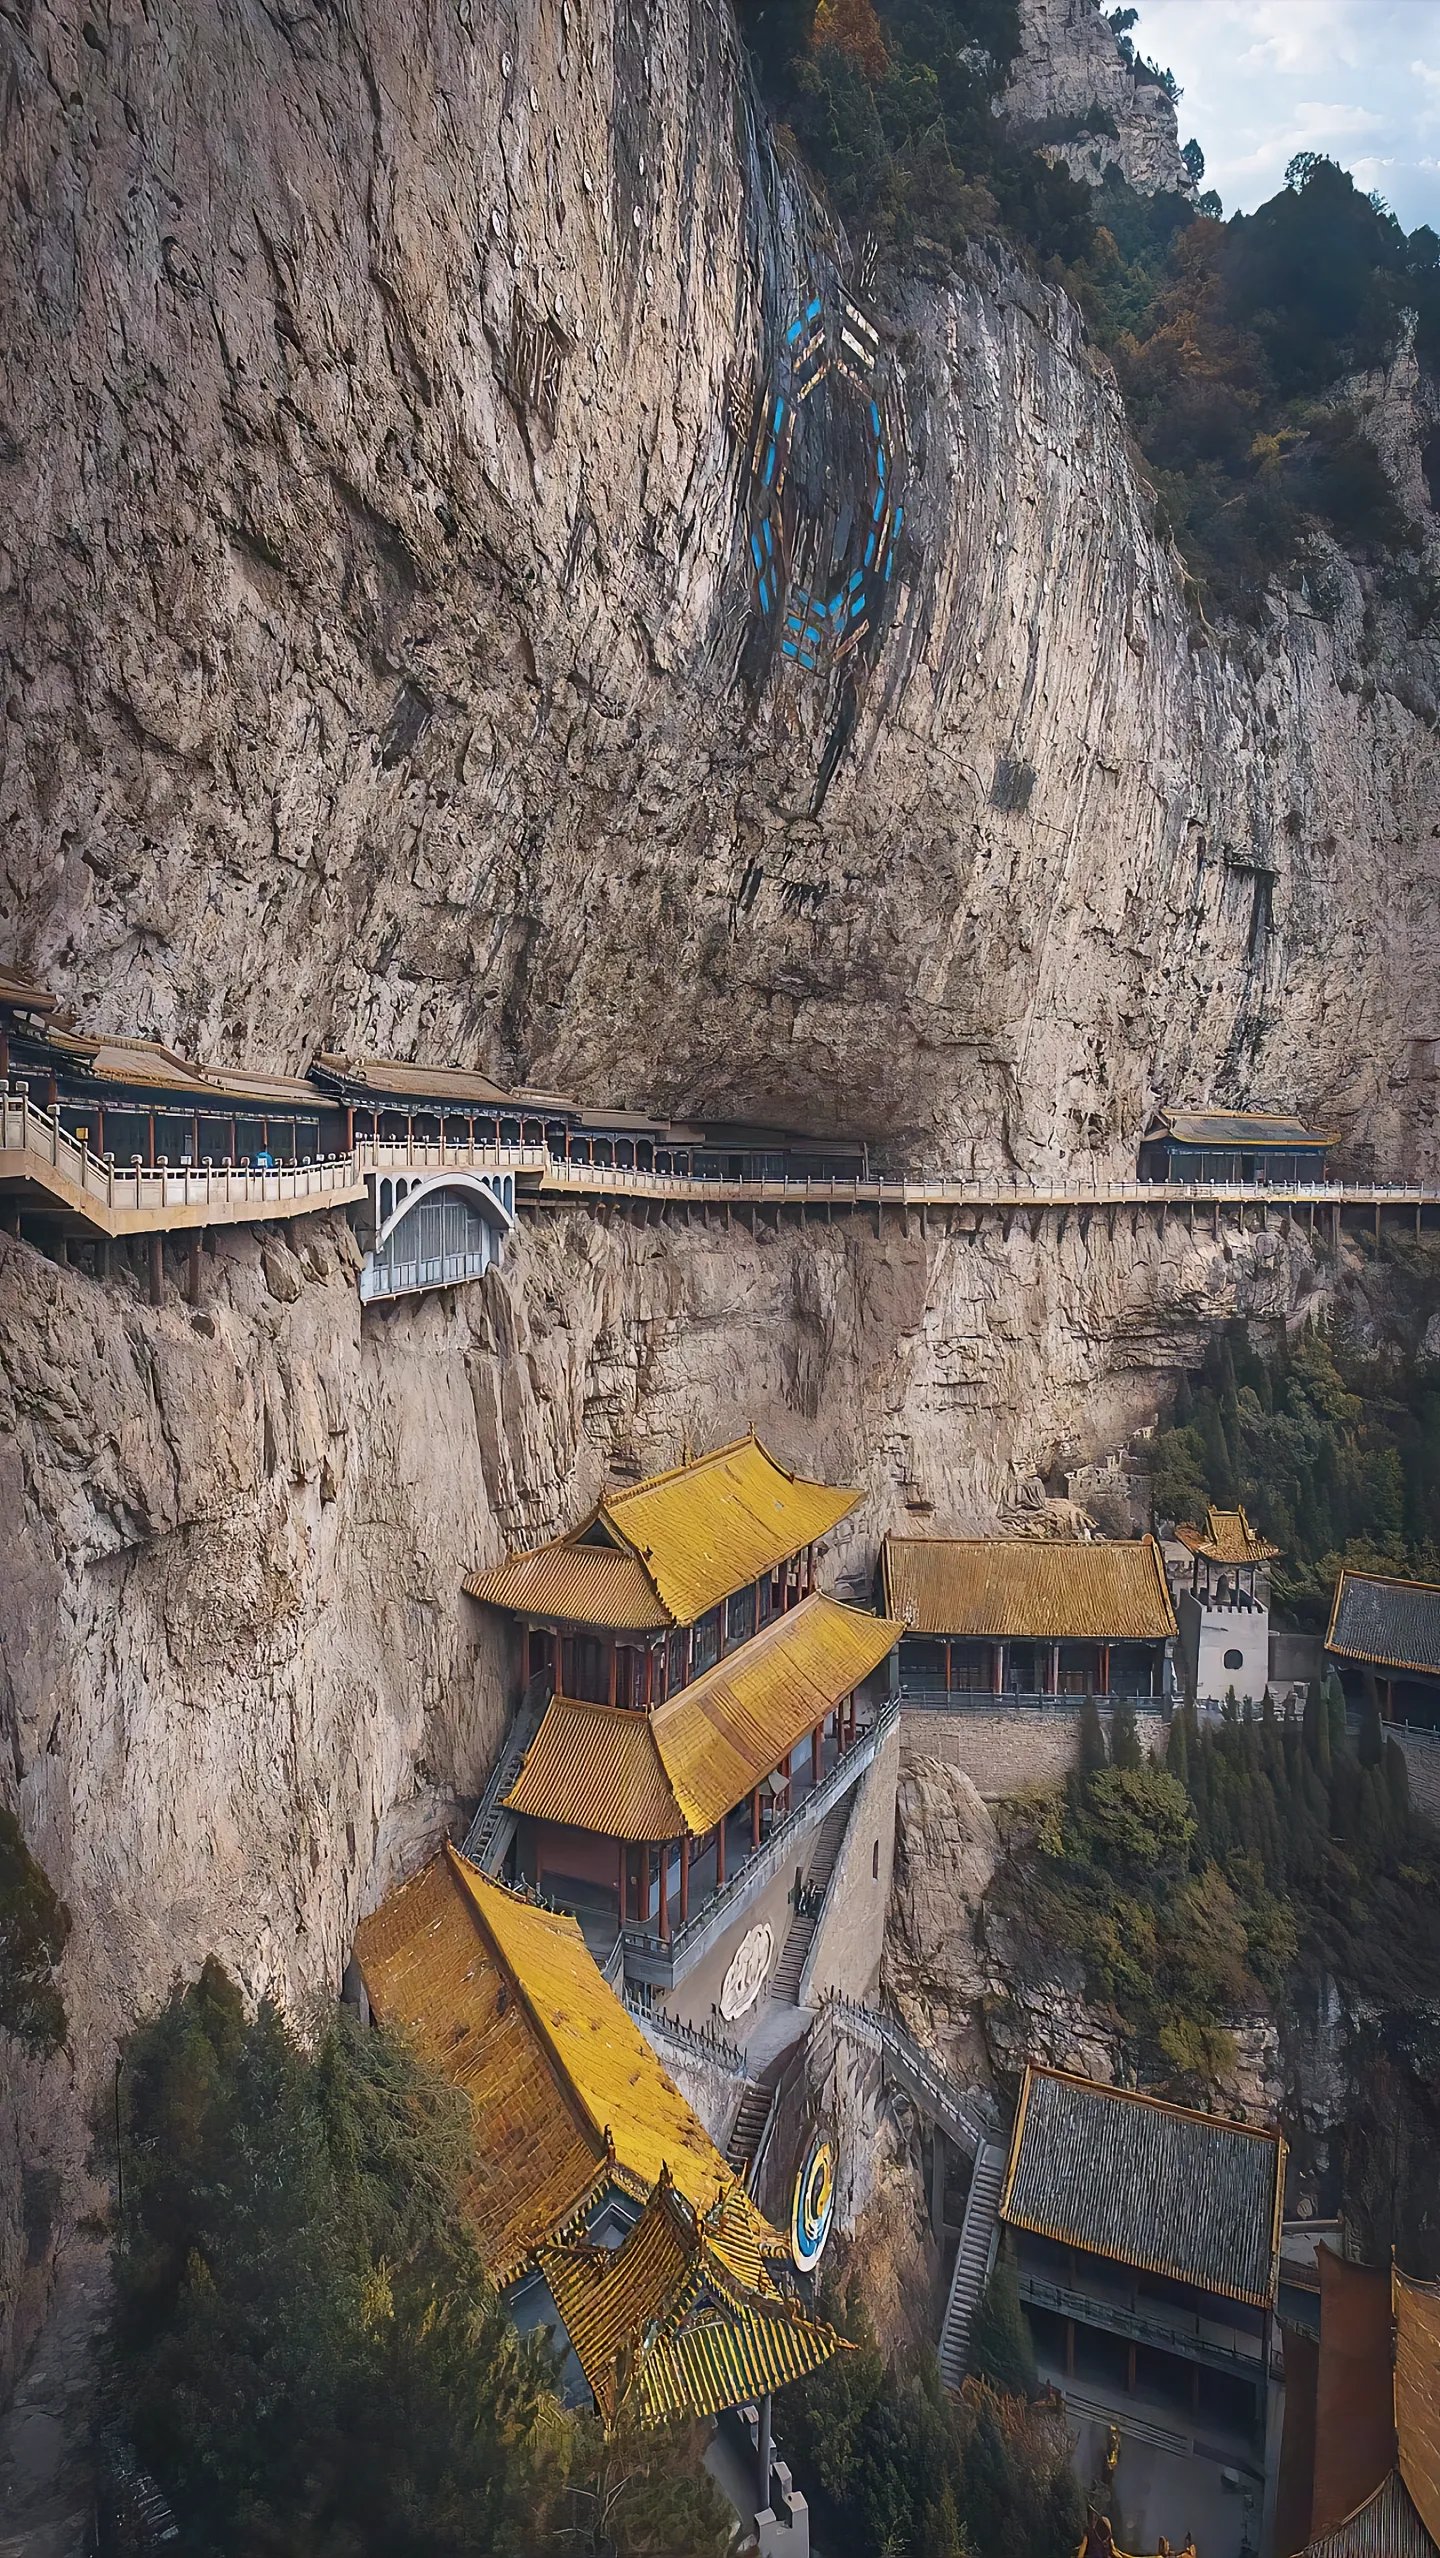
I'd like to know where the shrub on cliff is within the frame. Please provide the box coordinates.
[0,1805,69,2055]
[970,2242,1038,2397]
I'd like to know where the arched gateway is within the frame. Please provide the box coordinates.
[359,1168,515,1304]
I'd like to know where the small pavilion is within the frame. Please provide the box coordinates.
[467,1434,899,1957]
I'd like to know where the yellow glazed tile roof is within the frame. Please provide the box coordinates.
[1395,2269,1440,2545]
[651,1593,900,1835]
[542,2170,842,2425]
[354,1847,778,2282]
[504,1697,686,1841]
[504,1593,900,1839]
[881,1535,1178,1643]
[1176,1505,1281,1566]
[353,1851,601,2279]
[464,1546,671,1631]
[470,1433,862,1631]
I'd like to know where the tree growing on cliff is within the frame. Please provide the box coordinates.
[970,2242,1038,2397]
[0,1806,69,2055]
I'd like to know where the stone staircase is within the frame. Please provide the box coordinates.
[769,1799,853,2003]
[726,2080,778,2183]
[937,2140,1007,2390]
[460,1676,549,1872]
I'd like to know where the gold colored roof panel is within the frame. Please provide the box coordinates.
[464,1546,671,1631]
[599,1433,861,1624]
[446,1855,780,2258]
[1395,2269,1440,2546]
[503,1697,685,1840]
[352,1854,601,2278]
[505,1594,900,1840]
[1176,1505,1281,1566]
[652,1592,900,1836]
[882,1534,1178,1643]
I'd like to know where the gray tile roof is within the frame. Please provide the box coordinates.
[1001,2066,1284,2308]
[1329,1574,1440,1681]
[1307,2472,1439,2558]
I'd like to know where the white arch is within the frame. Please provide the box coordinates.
[372,1171,515,1254]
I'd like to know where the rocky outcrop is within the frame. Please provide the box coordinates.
[1001,0,1194,198]
[884,1763,999,2078]
[2,0,1438,1176]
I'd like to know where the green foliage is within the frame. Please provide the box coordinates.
[1106,1697,1142,1772]
[743,0,1097,270]
[970,2242,1038,2398]
[990,1686,1440,2098]
[0,1807,70,2055]
[778,2274,1077,2558]
[1147,1314,1440,1629]
[108,1969,727,2558]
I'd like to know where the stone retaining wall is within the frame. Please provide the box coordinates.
[900,1705,1166,1798]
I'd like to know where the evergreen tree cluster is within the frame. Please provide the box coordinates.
[1148,1314,1440,1628]
[106,1964,733,2558]
[993,1682,1440,2100]
[776,2268,1082,2558]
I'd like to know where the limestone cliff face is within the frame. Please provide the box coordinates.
[2,0,1438,1173]
[1001,0,1195,198]
[0,1199,1328,2376]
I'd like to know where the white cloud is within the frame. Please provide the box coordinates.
[1131,0,1440,226]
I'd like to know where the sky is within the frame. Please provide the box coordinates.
[1129,0,1440,233]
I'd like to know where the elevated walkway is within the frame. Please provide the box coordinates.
[819,1992,1001,2159]
[9,1092,1439,1297]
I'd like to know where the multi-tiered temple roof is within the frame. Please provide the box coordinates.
[354,1845,781,2282]
[353,1847,842,2424]
[1176,1505,1281,1567]
[541,2167,841,2424]
[468,1431,862,1629]
[503,1591,898,1840]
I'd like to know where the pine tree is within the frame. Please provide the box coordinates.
[1385,1735,1412,1819]
[969,2244,1038,2399]
[1167,1706,1190,1788]
[1077,1699,1108,1785]
[1325,1669,1349,1762]
[1304,1681,1332,1780]
[1108,1698,1143,1773]
[1358,1695,1384,1769]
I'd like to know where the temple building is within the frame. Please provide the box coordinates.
[1000,2066,1286,2477]
[880,1536,1176,1703]
[465,1434,901,2020]
[352,1845,843,2428]
[1173,1505,1279,1706]
[1138,1108,1332,1186]
[1326,1569,1440,1727]
[1276,2247,1439,2558]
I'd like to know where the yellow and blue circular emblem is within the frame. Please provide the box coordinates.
[790,2136,836,2273]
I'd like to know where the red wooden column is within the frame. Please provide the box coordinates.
[657,1848,671,1942]
[679,1835,690,1922]
[751,1786,761,1849]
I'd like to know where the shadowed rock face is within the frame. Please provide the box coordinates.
[1,0,1438,1173]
